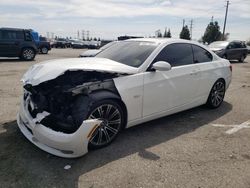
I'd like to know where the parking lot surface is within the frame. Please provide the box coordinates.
[0,49,250,188]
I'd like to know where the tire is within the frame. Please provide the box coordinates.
[238,54,245,63]
[41,47,48,54]
[21,48,35,61]
[206,79,225,108]
[86,99,124,149]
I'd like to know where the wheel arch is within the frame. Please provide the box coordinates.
[89,90,128,129]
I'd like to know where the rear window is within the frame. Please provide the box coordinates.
[192,45,213,63]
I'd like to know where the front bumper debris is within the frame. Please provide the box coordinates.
[17,98,101,158]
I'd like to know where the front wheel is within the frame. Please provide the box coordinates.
[87,100,124,149]
[21,48,35,61]
[206,79,225,108]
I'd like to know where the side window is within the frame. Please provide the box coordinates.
[192,45,213,63]
[24,31,32,41]
[228,42,236,49]
[241,42,246,48]
[0,31,2,39]
[154,43,193,67]
[1,30,24,40]
[234,42,242,48]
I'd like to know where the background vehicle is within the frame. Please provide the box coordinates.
[71,40,86,49]
[31,31,51,54]
[79,41,116,57]
[38,37,51,54]
[209,40,248,62]
[0,28,38,60]
[18,39,232,158]
[53,38,71,48]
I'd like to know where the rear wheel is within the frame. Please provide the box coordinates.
[87,100,124,149]
[21,48,35,61]
[206,79,225,108]
[239,54,245,62]
[41,47,48,54]
[222,54,227,59]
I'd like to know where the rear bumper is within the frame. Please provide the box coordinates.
[17,98,101,158]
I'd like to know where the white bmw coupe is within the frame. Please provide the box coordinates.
[17,38,232,158]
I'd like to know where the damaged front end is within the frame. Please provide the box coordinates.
[23,70,121,134]
[18,69,125,157]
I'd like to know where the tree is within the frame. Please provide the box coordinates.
[157,31,162,38]
[179,25,191,40]
[166,29,171,38]
[202,21,223,44]
[163,29,167,38]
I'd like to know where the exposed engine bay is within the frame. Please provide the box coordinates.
[23,70,123,134]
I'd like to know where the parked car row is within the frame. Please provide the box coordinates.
[51,38,101,49]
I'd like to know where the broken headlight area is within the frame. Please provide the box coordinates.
[23,70,121,134]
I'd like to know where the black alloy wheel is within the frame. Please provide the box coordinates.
[207,80,225,108]
[88,100,123,149]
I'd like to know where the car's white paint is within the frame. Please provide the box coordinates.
[22,57,138,86]
[18,38,232,158]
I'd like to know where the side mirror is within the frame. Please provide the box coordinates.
[152,61,171,71]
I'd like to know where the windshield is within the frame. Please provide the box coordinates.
[96,41,158,67]
[209,41,229,48]
[100,41,116,50]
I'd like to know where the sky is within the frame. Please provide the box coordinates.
[0,0,250,41]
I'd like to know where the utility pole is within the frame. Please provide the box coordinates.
[82,30,85,40]
[77,30,80,39]
[211,16,214,23]
[222,0,230,40]
[86,30,89,41]
[182,19,185,28]
[190,19,193,40]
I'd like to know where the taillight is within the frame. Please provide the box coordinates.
[229,64,232,72]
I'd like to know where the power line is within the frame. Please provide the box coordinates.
[222,0,230,39]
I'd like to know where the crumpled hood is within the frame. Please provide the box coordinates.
[22,57,138,86]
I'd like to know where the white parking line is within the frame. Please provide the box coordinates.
[212,120,250,134]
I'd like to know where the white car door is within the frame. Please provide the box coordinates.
[143,43,200,117]
[191,44,216,99]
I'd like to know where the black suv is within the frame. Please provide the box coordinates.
[0,28,38,60]
[209,40,248,62]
